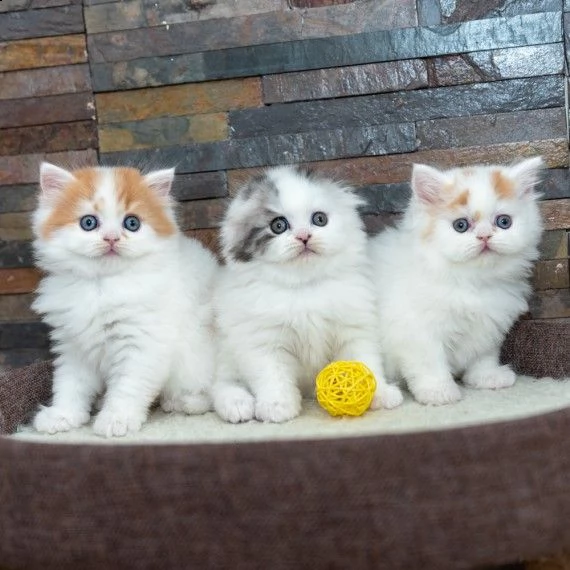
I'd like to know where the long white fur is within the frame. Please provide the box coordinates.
[32,163,218,437]
[369,157,544,405]
[213,166,404,424]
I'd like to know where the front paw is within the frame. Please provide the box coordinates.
[464,365,516,390]
[214,388,255,424]
[255,391,302,423]
[370,383,404,410]
[410,377,462,406]
[33,406,90,434]
[92,408,146,438]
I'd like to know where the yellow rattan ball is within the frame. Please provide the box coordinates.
[316,361,376,417]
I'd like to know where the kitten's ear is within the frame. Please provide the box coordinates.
[411,164,450,205]
[144,168,175,197]
[508,156,544,196]
[39,162,75,201]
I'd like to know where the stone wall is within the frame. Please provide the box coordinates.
[0,0,568,367]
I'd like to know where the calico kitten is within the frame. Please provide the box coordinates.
[369,157,544,405]
[212,166,404,424]
[32,163,218,437]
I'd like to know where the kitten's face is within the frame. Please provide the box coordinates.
[222,167,365,267]
[411,158,543,265]
[34,163,177,268]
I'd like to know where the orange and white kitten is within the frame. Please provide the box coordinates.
[369,157,544,405]
[32,163,218,437]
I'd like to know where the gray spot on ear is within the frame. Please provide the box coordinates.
[230,226,275,262]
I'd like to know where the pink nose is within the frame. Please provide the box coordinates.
[295,231,311,244]
[103,235,119,244]
[477,235,489,242]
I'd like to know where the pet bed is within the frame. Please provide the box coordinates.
[0,319,568,570]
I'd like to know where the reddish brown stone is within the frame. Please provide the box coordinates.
[533,259,569,291]
[0,294,36,322]
[0,34,87,73]
[0,268,41,295]
[177,198,227,231]
[184,228,221,258]
[540,199,570,232]
[0,121,97,156]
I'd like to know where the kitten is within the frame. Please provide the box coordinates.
[212,166,404,424]
[369,157,544,405]
[32,163,218,437]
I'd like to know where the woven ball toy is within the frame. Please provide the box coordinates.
[315,361,376,417]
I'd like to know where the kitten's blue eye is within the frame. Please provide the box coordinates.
[270,216,289,234]
[123,215,141,232]
[495,214,512,229]
[311,211,328,227]
[452,218,469,233]
[79,215,98,231]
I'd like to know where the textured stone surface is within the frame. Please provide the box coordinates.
[0,185,37,214]
[226,139,569,190]
[0,294,36,322]
[289,0,356,6]
[540,199,570,231]
[0,322,49,350]
[101,123,417,174]
[0,66,93,101]
[539,169,570,201]
[91,12,560,91]
[177,199,228,231]
[0,93,95,129]
[417,108,566,150]
[0,150,97,186]
[95,78,261,124]
[0,5,84,41]
[0,213,33,241]
[262,60,429,103]
[0,121,98,156]
[98,114,227,152]
[231,76,564,138]
[0,0,81,11]
[0,268,41,295]
[539,230,569,259]
[87,1,415,63]
[85,0,286,34]
[0,35,87,73]
[172,172,227,201]
[529,289,570,318]
[356,184,411,215]
[0,241,33,269]
[533,259,570,290]
[0,348,51,368]
[428,44,565,87]
[440,0,562,23]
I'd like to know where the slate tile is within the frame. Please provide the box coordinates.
[0,0,81,13]
[0,5,84,41]
[95,78,261,124]
[0,65,93,100]
[0,348,51,368]
[101,123,417,174]
[528,289,570,318]
[441,0,562,24]
[177,198,228,231]
[0,150,98,186]
[0,34,87,73]
[0,184,38,214]
[428,43,564,87]
[0,93,95,129]
[0,213,33,241]
[0,241,33,269]
[539,229,569,259]
[0,121,98,156]
[262,60,428,103]
[0,294,36,322]
[417,108,567,151]
[0,322,50,350]
[540,199,570,231]
[230,76,564,138]
[356,183,411,215]
[533,259,570,290]
[173,172,228,201]
[539,169,570,201]
[91,12,560,91]
[98,114,227,153]
[417,0,441,25]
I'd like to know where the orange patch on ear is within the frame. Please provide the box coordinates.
[41,168,99,238]
[448,189,469,209]
[492,170,515,199]
[114,168,176,237]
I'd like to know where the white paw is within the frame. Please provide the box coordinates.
[92,408,145,438]
[33,406,90,434]
[214,390,255,424]
[370,384,404,410]
[255,395,301,423]
[411,378,462,406]
[464,365,516,390]
[161,390,212,415]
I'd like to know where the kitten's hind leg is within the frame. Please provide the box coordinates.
[463,349,516,390]
[33,353,101,434]
[336,339,403,410]
[398,336,462,405]
[160,332,214,416]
